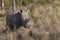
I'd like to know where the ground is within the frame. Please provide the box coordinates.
[0,4,60,40]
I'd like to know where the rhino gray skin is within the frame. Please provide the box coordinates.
[6,10,29,30]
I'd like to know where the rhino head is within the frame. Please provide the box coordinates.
[20,9,30,27]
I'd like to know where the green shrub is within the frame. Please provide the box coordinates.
[40,0,54,4]
[0,14,4,17]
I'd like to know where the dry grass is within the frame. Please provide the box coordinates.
[0,4,60,40]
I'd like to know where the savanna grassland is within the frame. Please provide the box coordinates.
[0,0,60,40]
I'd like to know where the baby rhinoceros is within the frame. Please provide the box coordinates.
[6,10,29,30]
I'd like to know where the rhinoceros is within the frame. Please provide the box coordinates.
[6,10,29,30]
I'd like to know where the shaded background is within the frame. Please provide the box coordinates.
[0,0,60,40]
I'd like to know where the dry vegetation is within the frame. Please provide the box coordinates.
[0,1,60,40]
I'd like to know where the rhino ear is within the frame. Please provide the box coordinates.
[21,9,23,13]
[19,9,23,13]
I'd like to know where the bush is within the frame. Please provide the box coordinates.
[0,14,4,17]
[40,0,54,4]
